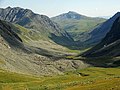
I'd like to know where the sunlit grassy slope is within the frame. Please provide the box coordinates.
[0,67,120,90]
[15,24,49,42]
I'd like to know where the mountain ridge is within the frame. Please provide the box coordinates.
[51,11,106,42]
[0,7,76,48]
[85,12,120,45]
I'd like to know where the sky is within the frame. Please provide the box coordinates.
[0,0,120,17]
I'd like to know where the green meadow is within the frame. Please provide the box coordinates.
[0,67,120,90]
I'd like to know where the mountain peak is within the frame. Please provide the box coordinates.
[6,6,11,9]
[5,6,22,10]
[111,12,120,20]
[52,11,87,20]
[115,12,120,15]
[65,11,86,19]
[68,11,79,14]
[4,7,33,13]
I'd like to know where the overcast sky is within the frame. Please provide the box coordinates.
[0,0,120,17]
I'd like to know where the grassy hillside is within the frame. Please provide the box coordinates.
[0,67,120,90]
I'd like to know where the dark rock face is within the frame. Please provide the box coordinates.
[0,7,32,23]
[0,7,61,33]
[0,7,75,48]
[0,20,24,48]
[82,16,120,57]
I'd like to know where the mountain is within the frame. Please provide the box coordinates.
[0,19,88,76]
[0,7,89,76]
[52,11,87,20]
[82,16,120,58]
[51,11,106,41]
[83,12,120,47]
[0,7,75,48]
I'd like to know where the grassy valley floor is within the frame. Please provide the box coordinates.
[0,67,120,90]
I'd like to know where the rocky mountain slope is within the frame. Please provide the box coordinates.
[0,18,89,76]
[51,11,106,41]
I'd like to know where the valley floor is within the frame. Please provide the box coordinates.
[0,67,120,90]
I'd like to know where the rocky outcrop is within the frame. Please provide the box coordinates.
[0,20,24,48]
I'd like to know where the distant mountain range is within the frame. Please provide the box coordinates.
[0,7,119,56]
[0,7,108,49]
[51,11,106,41]
[0,6,120,75]
[1,6,120,90]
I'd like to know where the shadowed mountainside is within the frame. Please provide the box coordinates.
[80,16,120,67]
[82,17,120,57]
[83,12,120,47]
